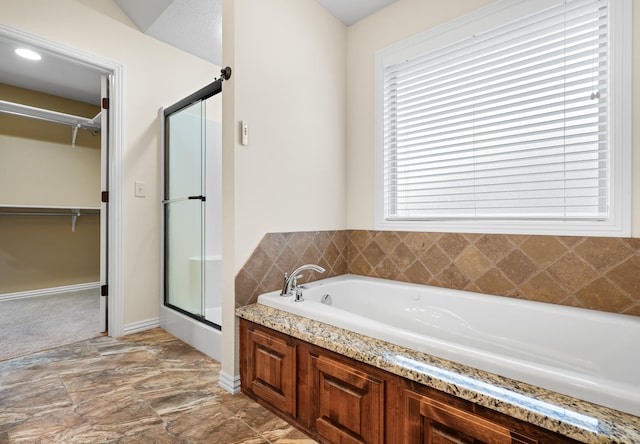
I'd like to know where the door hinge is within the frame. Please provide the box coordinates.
[101,191,109,203]
[102,97,109,109]
[101,285,108,296]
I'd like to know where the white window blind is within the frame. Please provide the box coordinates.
[382,0,610,222]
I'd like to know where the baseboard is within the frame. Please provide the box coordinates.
[0,282,101,302]
[122,317,160,336]
[219,370,241,395]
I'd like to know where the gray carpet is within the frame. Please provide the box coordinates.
[0,289,102,361]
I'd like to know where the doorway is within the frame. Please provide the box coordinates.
[0,25,124,354]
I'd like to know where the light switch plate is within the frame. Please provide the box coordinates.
[135,181,145,197]
[241,120,249,146]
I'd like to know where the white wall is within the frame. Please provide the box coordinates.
[0,136,100,208]
[633,0,640,237]
[230,0,348,270]
[346,0,640,237]
[2,0,219,326]
[221,0,348,384]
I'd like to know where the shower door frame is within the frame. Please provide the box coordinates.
[162,80,223,331]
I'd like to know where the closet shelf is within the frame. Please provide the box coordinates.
[0,206,100,233]
[0,100,101,146]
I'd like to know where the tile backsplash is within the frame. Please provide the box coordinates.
[236,230,640,316]
[235,231,348,307]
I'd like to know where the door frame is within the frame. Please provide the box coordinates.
[0,25,125,337]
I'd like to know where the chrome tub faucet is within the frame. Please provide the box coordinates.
[280,264,326,299]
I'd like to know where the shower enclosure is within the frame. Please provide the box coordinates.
[162,79,223,340]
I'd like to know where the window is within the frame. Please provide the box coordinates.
[375,0,630,236]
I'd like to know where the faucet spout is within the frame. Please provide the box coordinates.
[280,264,326,296]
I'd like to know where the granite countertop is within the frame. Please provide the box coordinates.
[236,304,640,444]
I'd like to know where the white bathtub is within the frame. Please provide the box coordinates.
[258,274,640,417]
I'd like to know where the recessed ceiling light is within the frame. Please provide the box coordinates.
[15,48,42,61]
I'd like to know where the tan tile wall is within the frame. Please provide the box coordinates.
[349,231,640,316]
[236,230,640,316]
[235,231,348,307]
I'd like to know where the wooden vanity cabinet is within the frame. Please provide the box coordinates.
[241,319,387,442]
[239,320,581,444]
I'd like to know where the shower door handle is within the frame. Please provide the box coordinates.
[162,195,206,204]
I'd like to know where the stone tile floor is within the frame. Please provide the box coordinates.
[0,328,318,443]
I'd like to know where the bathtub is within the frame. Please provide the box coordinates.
[258,274,640,417]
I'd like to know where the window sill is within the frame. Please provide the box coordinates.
[375,218,631,238]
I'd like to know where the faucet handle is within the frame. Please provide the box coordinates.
[294,288,304,302]
[290,274,303,290]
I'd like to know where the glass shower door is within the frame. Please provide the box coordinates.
[164,100,205,318]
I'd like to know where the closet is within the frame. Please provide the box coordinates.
[0,83,102,316]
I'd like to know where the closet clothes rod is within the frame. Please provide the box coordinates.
[0,211,99,216]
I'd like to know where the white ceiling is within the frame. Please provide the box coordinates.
[0,33,102,104]
[113,0,398,65]
[0,0,398,104]
[315,0,398,26]
[114,0,223,65]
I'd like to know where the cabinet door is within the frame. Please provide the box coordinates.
[311,354,384,444]
[405,390,537,444]
[245,326,297,416]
